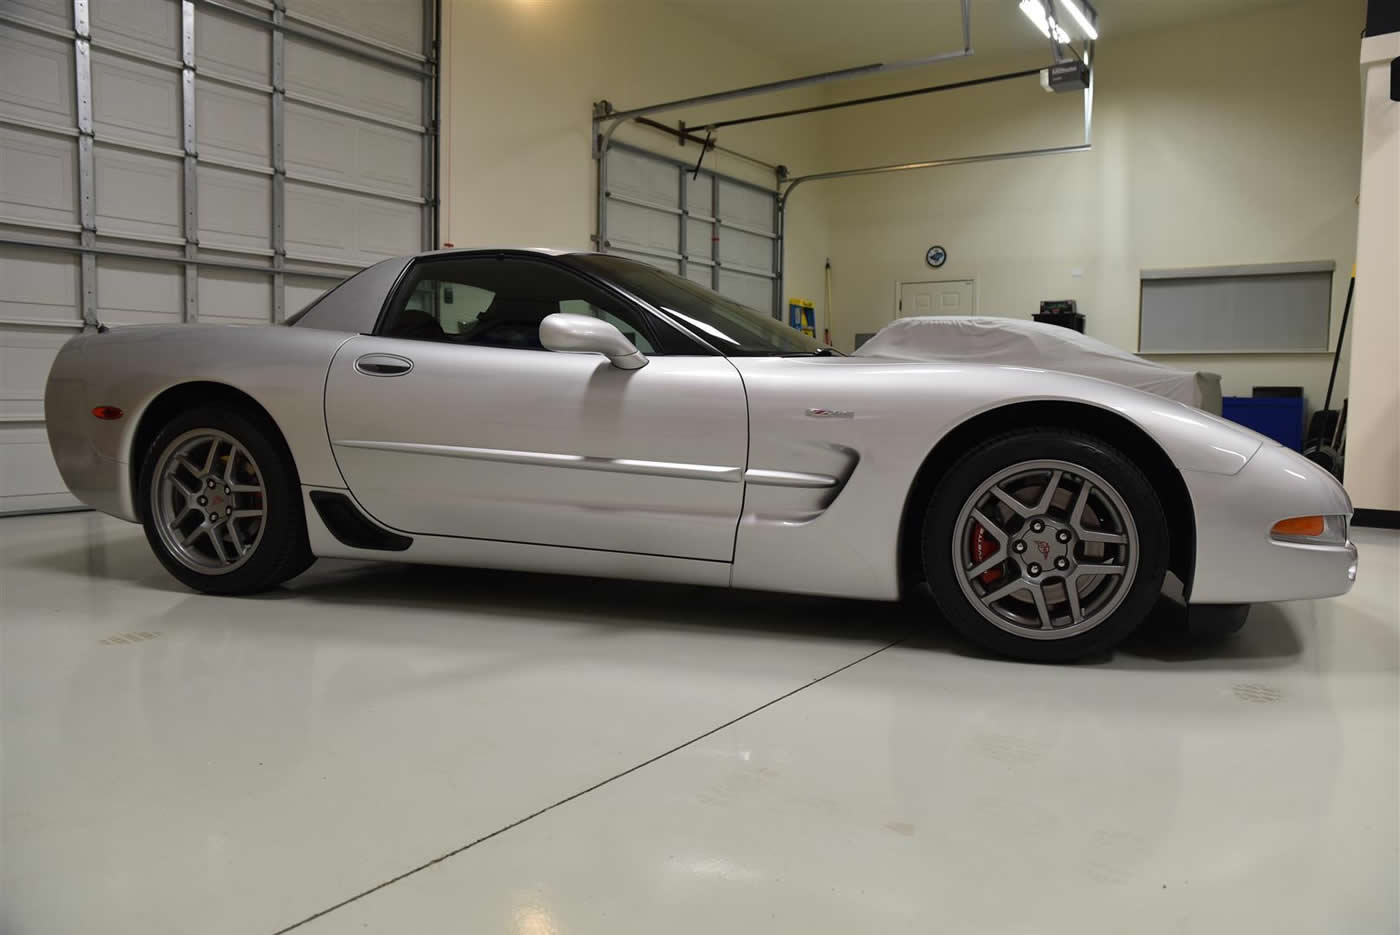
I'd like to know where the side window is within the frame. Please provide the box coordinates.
[377,256,659,354]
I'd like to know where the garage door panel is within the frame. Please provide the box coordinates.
[684,218,713,262]
[198,269,272,322]
[6,0,72,30]
[685,173,713,212]
[198,166,271,253]
[97,235,184,261]
[0,30,76,128]
[357,124,423,195]
[91,50,182,150]
[285,39,420,125]
[346,197,419,263]
[284,102,421,197]
[96,256,182,325]
[0,127,78,228]
[284,184,357,262]
[608,201,678,255]
[195,8,271,86]
[612,249,679,275]
[286,0,423,55]
[604,147,778,315]
[94,146,182,240]
[196,82,271,166]
[0,247,80,322]
[285,183,419,266]
[0,325,74,418]
[718,181,774,233]
[718,269,772,313]
[0,423,78,513]
[90,0,180,59]
[196,247,272,272]
[718,227,772,272]
[610,148,678,206]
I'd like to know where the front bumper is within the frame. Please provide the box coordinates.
[1186,443,1357,605]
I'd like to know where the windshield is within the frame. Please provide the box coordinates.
[571,254,825,356]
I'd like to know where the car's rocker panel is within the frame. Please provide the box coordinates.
[300,487,734,589]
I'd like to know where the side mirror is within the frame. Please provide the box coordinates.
[539,312,648,370]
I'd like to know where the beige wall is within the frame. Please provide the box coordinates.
[439,0,1367,416]
[811,0,1363,410]
[1344,31,1400,512]
[439,0,828,310]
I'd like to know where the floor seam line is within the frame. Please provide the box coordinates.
[267,635,906,935]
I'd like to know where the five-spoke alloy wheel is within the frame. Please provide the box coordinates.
[952,460,1138,640]
[924,429,1168,661]
[139,406,313,595]
[151,429,267,575]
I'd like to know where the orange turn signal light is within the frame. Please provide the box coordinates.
[1271,515,1325,537]
[91,406,124,421]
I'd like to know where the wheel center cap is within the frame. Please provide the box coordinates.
[1016,518,1072,572]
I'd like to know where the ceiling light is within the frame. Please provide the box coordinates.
[1058,0,1099,40]
[1019,0,1072,43]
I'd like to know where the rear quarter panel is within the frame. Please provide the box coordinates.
[45,324,352,520]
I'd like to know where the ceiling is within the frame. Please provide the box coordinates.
[653,0,1301,69]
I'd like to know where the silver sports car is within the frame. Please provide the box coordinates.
[45,248,1358,661]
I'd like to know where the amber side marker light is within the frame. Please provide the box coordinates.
[1271,516,1325,537]
[91,406,124,421]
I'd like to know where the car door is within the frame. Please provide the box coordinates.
[323,254,748,562]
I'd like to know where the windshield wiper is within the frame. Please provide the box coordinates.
[779,347,843,357]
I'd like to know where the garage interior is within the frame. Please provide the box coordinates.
[1,0,1398,931]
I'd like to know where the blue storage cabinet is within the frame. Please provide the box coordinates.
[1222,396,1305,451]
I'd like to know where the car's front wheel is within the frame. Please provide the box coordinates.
[923,429,1169,662]
[139,406,313,595]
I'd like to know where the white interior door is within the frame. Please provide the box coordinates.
[898,280,976,319]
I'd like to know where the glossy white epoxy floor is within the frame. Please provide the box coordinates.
[1,513,1396,934]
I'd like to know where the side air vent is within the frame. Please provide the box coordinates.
[309,491,412,552]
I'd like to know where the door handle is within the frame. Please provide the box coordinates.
[354,353,413,377]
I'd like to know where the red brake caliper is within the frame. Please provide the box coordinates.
[971,523,1003,584]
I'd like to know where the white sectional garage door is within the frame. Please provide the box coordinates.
[0,0,438,513]
[601,142,781,319]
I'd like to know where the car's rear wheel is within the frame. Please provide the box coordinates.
[139,407,313,595]
[923,429,1168,662]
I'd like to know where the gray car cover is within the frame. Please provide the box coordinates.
[854,316,1223,413]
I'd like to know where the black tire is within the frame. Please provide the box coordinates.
[138,406,314,595]
[1186,603,1251,641]
[922,429,1168,662]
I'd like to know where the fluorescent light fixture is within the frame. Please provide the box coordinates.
[1059,0,1099,40]
[1019,0,1072,43]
